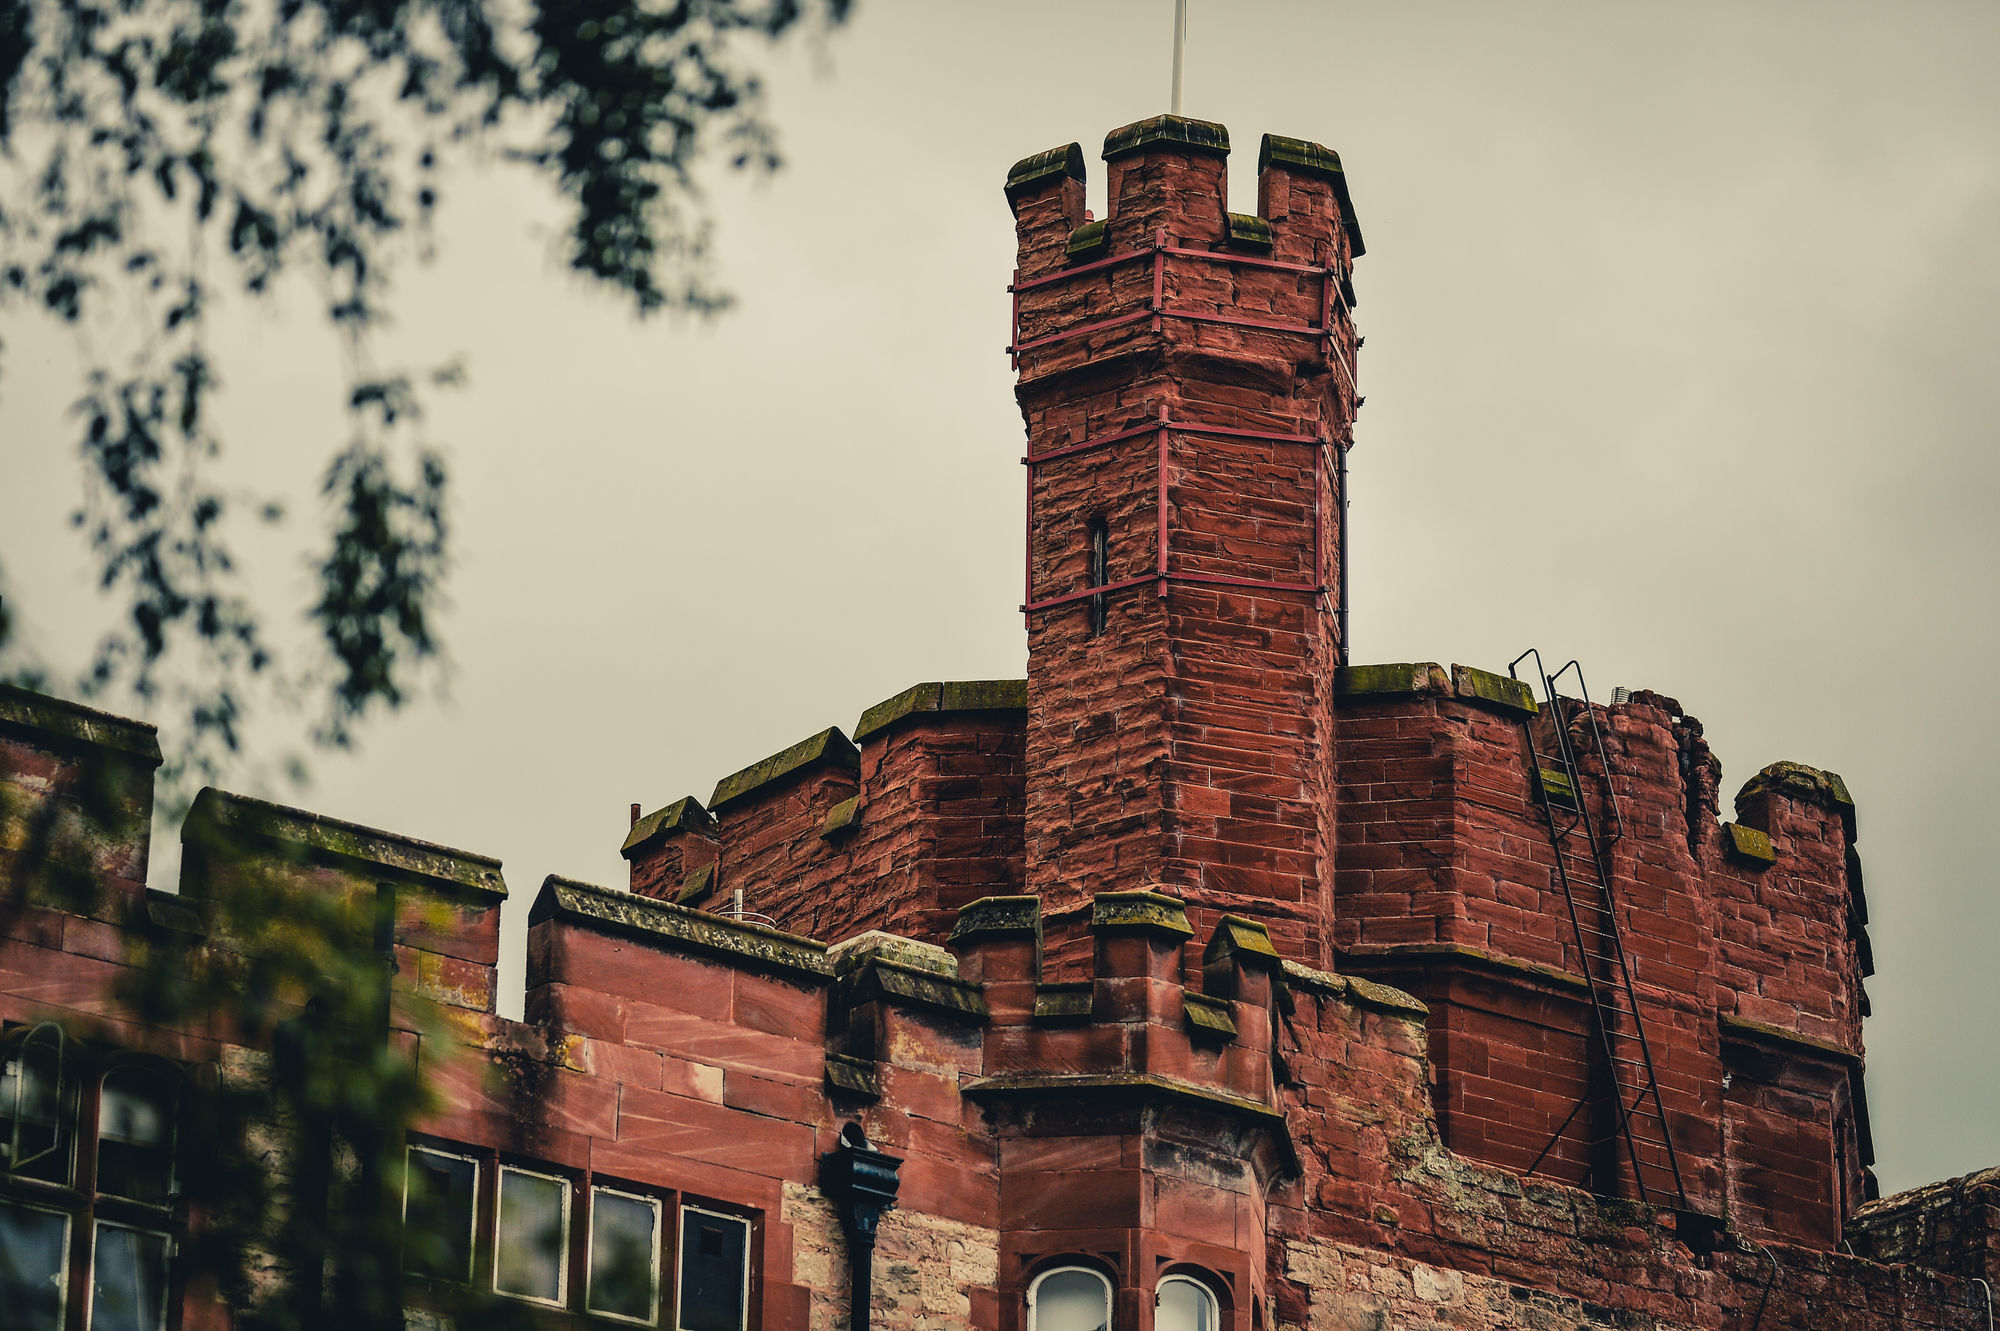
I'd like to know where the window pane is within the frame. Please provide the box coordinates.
[1158,1277,1217,1331]
[676,1208,748,1331]
[97,1069,174,1203]
[0,1199,68,1331]
[494,1168,568,1303]
[90,1222,169,1331]
[1033,1268,1111,1331]
[589,1190,660,1323]
[403,1147,478,1283]
[2,1034,68,1183]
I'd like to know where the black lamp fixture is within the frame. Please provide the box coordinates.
[818,1121,904,1331]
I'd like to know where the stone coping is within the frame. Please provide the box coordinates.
[835,956,987,1023]
[184,788,505,899]
[1718,1014,1861,1068]
[708,727,860,813]
[852,679,1027,744]
[1339,941,1587,1000]
[1102,114,1230,162]
[1257,133,1366,257]
[962,1071,1284,1128]
[1736,761,1856,837]
[620,795,715,858]
[1091,889,1194,938]
[1722,822,1778,866]
[0,684,163,765]
[532,876,831,982]
[1334,662,1449,699]
[1005,142,1084,201]
[1331,662,1537,715]
[1452,664,1539,715]
[1205,915,1281,968]
[1183,993,1238,1039]
[1280,961,1431,1018]
[949,894,1040,944]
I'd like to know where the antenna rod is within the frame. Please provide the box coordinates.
[1170,0,1187,116]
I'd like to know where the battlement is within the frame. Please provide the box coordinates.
[624,680,1027,941]
[1331,661,1873,1245]
[1,684,1993,1331]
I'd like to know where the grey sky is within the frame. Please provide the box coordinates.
[3,1,1995,1197]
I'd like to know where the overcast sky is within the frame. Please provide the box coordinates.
[3,1,1996,1197]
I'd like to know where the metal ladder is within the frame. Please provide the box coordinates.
[1509,650,1690,1211]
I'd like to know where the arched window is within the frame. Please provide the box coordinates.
[1028,1265,1113,1331]
[96,1064,176,1204]
[1156,1274,1220,1331]
[1,1023,67,1184]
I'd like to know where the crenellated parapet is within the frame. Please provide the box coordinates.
[0,683,1987,1331]
[623,680,1027,942]
[1330,661,1873,1247]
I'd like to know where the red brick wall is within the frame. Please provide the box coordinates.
[1009,120,1356,976]
[1332,666,1868,1244]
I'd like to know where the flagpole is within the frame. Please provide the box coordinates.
[1170,0,1187,115]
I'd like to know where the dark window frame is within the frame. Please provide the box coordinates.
[0,1026,186,1331]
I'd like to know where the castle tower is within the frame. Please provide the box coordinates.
[1006,116,1363,970]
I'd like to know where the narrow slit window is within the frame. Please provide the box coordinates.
[493,1166,570,1306]
[96,1066,175,1204]
[676,1205,750,1331]
[90,1221,170,1331]
[1087,518,1110,637]
[402,1146,479,1285]
[0,1198,70,1330]
[588,1186,662,1324]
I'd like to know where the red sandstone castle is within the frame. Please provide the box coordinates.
[2,115,1994,1331]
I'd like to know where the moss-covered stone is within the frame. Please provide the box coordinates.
[1091,889,1193,939]
[1537,767,1577,808]
[1335,662,1447,699]
[836,957,987,1023]
[819,795,863,839]
[1005,142,1084,201]
[1225,212,1272,251]
[949,894,1041,944]
[1343,941,1590,997]
[1451,664,1538,715]
[708,727,860,812]
[184,787,505,899]
[1204,915,1280,971]
[1257,133,1366,257]
[1102,114,1230,161]
[1344,975,1430,1019]
[963,1071,1285,1130]
[1736,762,1856,838]
[1258,133,1344,181]
[1032,981,1091,1024]
[940,678,1027,712]
[1719,1014,1860,1066]
[673,863,715,905]
[1183,993,1238,1040]
[853,679,1027,744]
[0,684,164,764]
[825,1052,880,1102]
[1722,822,1777,867]
[1279,960,1349,1000]
[1066,219,1109,258]
[827,929,958,978]
[531,875,830,981]
[620,795,716,858]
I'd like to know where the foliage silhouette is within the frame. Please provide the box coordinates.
[0,0,850,789]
